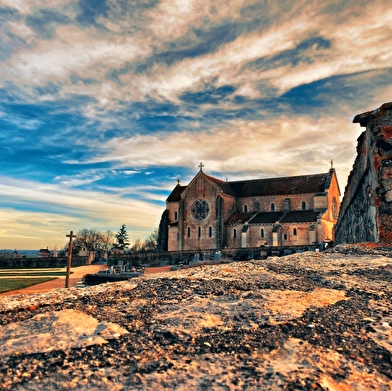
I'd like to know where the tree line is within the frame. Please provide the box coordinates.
[64,224,158,254]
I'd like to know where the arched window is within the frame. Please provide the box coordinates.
[293,228,297,236]
[260,228,265,238]
[187,227,191,237]
[198,227,201,238]
[283,198,290,211]
[174,211,178,220]
[233,228,237,239]
[244,204,248,212]
[271,202,276,211]
[209,226,213,237]
[301,201,307,210]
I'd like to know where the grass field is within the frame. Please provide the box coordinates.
[0,277,58,294]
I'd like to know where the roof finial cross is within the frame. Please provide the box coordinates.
[177,178,180,185]
[198,162,204,171]
[330,159,334,169]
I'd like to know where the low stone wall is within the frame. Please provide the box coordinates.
[0,256,88,268]
[335,102,392,244]
[109,244,318,266]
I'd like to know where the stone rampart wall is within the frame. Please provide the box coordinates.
[0,256,88,268]
[111,244,318,266]
[335,102,392,244]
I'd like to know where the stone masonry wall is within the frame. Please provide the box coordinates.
[0,256,88,268]
[335,102,392,244]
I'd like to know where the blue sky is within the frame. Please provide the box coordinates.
[0,0,391,250]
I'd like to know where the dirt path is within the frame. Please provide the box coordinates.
[0,265,172,296]
[0,264,107,296]
[144,266,171,274]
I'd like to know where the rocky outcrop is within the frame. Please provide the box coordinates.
[0,246,391,390]
[335,102,392,244]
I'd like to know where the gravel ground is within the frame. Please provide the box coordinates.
[1,244,391,390]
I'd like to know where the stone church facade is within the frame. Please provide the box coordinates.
[158,165,341,252]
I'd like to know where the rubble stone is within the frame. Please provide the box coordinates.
[335,102,392,244]
[0,247,391,390]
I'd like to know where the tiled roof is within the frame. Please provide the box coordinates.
[225,212,255,225]
[279,210,321,223]
[166,185,186,202]
[248,210,320,225]
[248,211,286,224]
[205,175,236,197]
[228,173,330,197]
[166,171,333,202]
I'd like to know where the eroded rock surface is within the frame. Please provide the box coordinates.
[1,245,391,390]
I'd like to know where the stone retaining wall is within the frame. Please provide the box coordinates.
[335,102,392,244]
[110,244,318,266]
[0,256,88,268]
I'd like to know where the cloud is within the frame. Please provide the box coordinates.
[0,176,163,245]
[87,113,357,192]
[1,0,74,14]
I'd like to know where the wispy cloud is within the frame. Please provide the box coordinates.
[0,177,163,248]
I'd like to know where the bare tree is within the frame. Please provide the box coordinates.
[142,228,159,252]
[73,229,104,252]
[131,238,143,252]
[101,230,115,252]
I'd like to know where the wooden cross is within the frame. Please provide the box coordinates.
[65,231,76,288]
[198,162,204,171]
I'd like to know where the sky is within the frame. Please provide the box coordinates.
[0,0,391,251]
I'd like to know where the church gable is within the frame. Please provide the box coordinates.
[181,170,224,201]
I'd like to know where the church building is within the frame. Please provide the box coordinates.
[158,164,341,252]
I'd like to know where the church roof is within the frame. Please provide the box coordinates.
[227,173,330,197]
[279,210,321,223]
[167,171,334,202]
[225,212,256,225]
[247,211,286,224]
[166,184,187,202]
[205,175,236,197]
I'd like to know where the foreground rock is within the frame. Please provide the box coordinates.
[1,245,391,390]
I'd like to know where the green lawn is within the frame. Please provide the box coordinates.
[0,277,58,294]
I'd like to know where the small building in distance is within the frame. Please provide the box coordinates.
[158,164,341,251]
[78,246,90,257]
[37,247,51,258]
